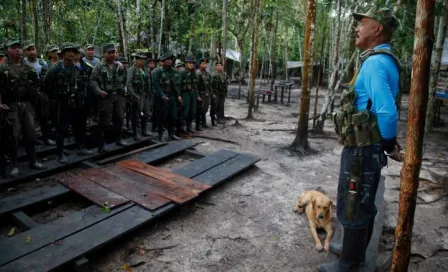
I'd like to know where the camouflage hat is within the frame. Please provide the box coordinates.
[175,59,184,67]
[198,58,208,64]
[60,43,80,53]
[159,52,175,61]
[85,44,95,49]
[48,45,59,52]
[23,40,35,50]
[102,43,116,53]
[132,51,147,59]
[353,7,399,30]
[185,55,196,63]
[5,39,21,48]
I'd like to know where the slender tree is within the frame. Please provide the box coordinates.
[391,0,436,270]
[32,0,39,52]
[290,0,316,154]
[21,0,27,41]
[222,0,228,70]
[247,0,261,119]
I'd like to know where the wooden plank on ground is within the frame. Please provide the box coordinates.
[173,149,239,178]
[117,160,211,194]
[0,185,70,216]
[134,140,198,164]
[0,205,152,272]
[0,203,134,267]
[80,168,171,211]
[57,172,130,209]
[193,153,260,186]
[106,166,198,204]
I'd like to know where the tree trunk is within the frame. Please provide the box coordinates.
[42,0,51,47]
[93,1,107,45]
[284,34,288,80]
[21,0,27,42]
[270,10,279,96]
[149,2,155,58]
[136,0,141,48]
[290,0,316,153]
[425,0,448,134]
[158,0,165,56]
[247,0,261,119]
[391,0,435,270]
[32,0,39,52]
[116,0,128,60]
[222,0,228,70]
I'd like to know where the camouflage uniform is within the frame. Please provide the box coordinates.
[178,56,198,132]
[126,51,152,140]
[0,40,46,174]
[196,59,212,128]
[212,68,229,123]
[90,43,128,152]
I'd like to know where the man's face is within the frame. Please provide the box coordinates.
[50,50,58,59]
[25,46,37,60]
[7,44,21,59]
[136,58,145,67]
[114,51,119,61]
[200,62,207,70]
[158,60,164,67]
[104,50,116,62]
[186,62,194,70]
[216,63,223,72]
[176,66,185,71]
[355,17,382,50]
[148,61,155,70]
[86,48,95,58]
[62,49,76,64]
[74,53,81,62]
[164,58,173,67]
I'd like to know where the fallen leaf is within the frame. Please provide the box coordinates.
[121,263,132,272]
[195,203,203,209]
[25,236,31,244]
[7,227,16,237]
[103,206,111,213]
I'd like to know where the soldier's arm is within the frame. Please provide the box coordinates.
[175,70,181,97]
[42,66,56,97]
[126,67,137,97]
[152,69,165,97]
[90,65,102,95]
[120,65,127,90]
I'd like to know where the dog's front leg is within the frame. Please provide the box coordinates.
[309,222,323,252]
[323,225,334,252]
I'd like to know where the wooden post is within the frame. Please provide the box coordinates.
[391,0,435,270]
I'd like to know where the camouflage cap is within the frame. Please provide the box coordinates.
[132,51,148,59]
[175,59,184,67]
[48,45,59,52]
[159,52,175,61]
[60,43,80,53]
[185,55,196,63]
[102,43,116,53]
[5,39,21,48]
[353,7,399,30]
[23,40,35,50]
[85,44,95,49]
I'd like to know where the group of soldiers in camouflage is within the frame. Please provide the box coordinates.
[0,40,229,178]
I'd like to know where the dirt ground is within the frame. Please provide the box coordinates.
[91,85,448,272]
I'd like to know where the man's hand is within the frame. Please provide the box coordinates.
[99,91,108,98]
[177,96,182,103]
[0,104,9,110]
[197,96,202,102]
[386,144,405,162]
[162,96,169,103]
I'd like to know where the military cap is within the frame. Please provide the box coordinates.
[48,45,59,52]
[353,7,399,30]
[85,44,95,49]
[5,39,21,48]
[118,56,128,63]
[103,43,116,53]
[132,51,148,59]
[60,43,80,53]
[23,40,35,50]
[175,59,184,67]
[185,55,196,63]
[198,58,208,64]
[159,52,175,61]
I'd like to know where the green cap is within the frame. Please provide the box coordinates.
[60,43,80,53]
[353,7,399,30]
[5,39,21,48]
[132,51,147,59]
[103,43,116,53]
[159,52,175,61]
[23,40,35,50]
[85,44,95,49]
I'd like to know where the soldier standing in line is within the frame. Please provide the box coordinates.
[90,43,128,153]
[212,61,229,124]
[196,58,212,128]
[23,40,55,146]
[175,59,185,72]
[0,39,47,176]
[82,44,99,68]
[43,43,94,164]
[152,52,182,141]
[46,45,60,67]
[178,55,199,133]
[126,51,152,140]
[148,58,159,133]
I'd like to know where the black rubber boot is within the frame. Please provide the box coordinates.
[116,130,129,146]
[186,121,194,133]
[211,116,216,127]
[43,138,56,146]
[168,126,181,140]
[9,150,19,177]
[132,125,141,141]
[56,137,68,164]
[98,130,109,153]
[27,146,46,170]
[318,226,368,272]
[78,148,94,156]
[195,115,202,131]
[202,114,208,128]
[156,130,165,142]
[141,119,151,136]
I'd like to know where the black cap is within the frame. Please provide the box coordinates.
[103,43,116,53]
[185,55,196,63]
[159,52,175,61]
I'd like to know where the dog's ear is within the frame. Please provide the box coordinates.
[329,200,333,213]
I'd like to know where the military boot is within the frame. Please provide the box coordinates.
[43,138,56,146]
[98,131,109,153]
[132,124,141,141]
[141,119,151,136]
[116,130,129,146]
[56,137,68,164]
[186,121,194,133]
[168,126,181,140]
[156,129,165,142]
[318,227,368,272]
[202,114,209,128]
[195,115,202,131]
[9,151,19,177]
[211,115,216,127]
[27,146,47,170]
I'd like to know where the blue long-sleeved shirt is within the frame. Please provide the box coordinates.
[354,44,399,140]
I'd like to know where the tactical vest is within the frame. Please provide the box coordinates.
[182,70,198,92]
[213,72,229,94]
[131,67,150,95]
[333,48,401,147]
[160,68,178,94]
[0,62,35,103]
[197,70,212,96]
[99,62,126,94]
[52,62,80,98]
[78,62,93,95]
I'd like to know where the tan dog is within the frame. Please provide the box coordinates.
[294,190,334,252]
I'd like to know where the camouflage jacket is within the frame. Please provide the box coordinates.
[178,69,198,93]
[196,69,212,97]
[152,67,179,97]
[43,62,80,99]
[90,60,127,95]
[212,71,229,95]
[0,60,40,104]
[126,66,151,97]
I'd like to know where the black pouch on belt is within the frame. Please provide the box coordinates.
[346,156,362,221]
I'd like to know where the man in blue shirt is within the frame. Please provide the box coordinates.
[318,7,404,272]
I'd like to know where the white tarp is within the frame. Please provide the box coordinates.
[442,37,448,65]
[226,49,241,62]
[287,61,320,69]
